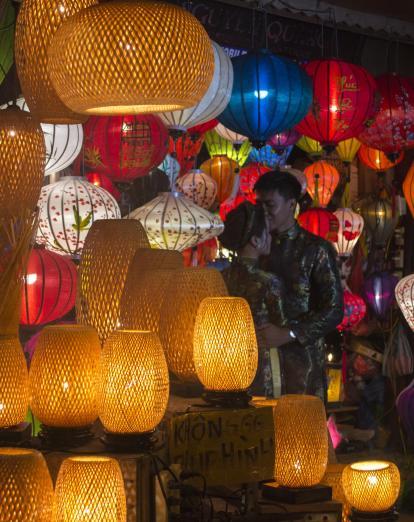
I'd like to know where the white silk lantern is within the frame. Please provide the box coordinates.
[396,275,414,331]
[334,208,364,257]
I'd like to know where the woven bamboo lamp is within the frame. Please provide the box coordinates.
[200,155,239,203]
[29,325,101,446]
[193,297,258,406]
[159,267,228,384]
[15,0,95,123]
[321,464,351,522]
[48,1,214,116]
[0,106,45,218]
[0,448,55,521]
[99,330,169,449]
[76,219,150,345]
[342,461,400,518]
[55,456,126,521]
[176,169,218,209]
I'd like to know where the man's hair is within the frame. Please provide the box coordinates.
[219,201,267,251]
[254,170,302,202]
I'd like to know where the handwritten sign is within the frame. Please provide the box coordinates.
[169,407,275,486]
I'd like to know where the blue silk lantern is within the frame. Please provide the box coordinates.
[363,272,398,321]
[248,145,293,169]
[218,49,312,146]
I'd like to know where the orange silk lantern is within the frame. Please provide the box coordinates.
[403,162,414,218]
[358,144,404,172]
[304,161,340,207]
[200,155,239,203]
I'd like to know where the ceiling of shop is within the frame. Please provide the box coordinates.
[326,0,414,23]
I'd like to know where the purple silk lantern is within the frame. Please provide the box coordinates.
[267,129,301,152]
[363,272,398,321]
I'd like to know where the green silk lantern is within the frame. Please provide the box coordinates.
[0,0,15,86]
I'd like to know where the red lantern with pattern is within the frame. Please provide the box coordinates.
[296,59,377,149]
[20,248,77,327]
[83,115,169,182]
[86,172,121,201]
[304,161,340,207]
[298,208,339,243]
[239,163,272,202]
[219,190,254,221]
[358,144,404,172]
[337,290,366,332]
[169,132,205,173]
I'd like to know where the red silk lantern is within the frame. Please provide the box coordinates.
[219,191,253,221]
[296,59,377,149]
[182,238,218,267]
[359,74,414,156]
[298,208,339,243]
[239,163,271,202]
[169,132,205,173]
[358,144,404,172]
[83,115,169,182]
[85,172,121,201]
[403,162,414,218]
[337,290,366,332]
[304,161,340,207]
[188,119,218,136]
[21,249,77,327]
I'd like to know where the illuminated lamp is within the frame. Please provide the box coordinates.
[48,2,214,115]
[333,208,364,257]
[76,219,150,345]
[298,208,339,243]
[187,118,218,136]
[0,1,14,86]
[182,238,218,268]
[267,128,301,151]
[159,268,228,384]
[99,330,169,449]
[239,162,271,202]
[218,49,312,145]
[160,41,233,132]
[55,456,126,521]
[296,59,377,149]
[304,161,340,207]
[354,196,398,246]
[336,138,361,164]
[402,162,414,218]
[342,461,400,520]
[249,144,293,169]
[83,115,168,182]
[85,172,121,201]
[220,190,253,221]
[128,192,223,251]
[200,155,239,203]
[0,448,55,521]
[159,154,181,189]
[29,325,101,446]
[215,122,248,145]
[363,272,398,321]
[169,131,205,173]
[204,130,251,166]
[337,290,366,332]
[358,144,404,171]
[20,248,77,327]
[296,135,323,157]
[36,177,121,256]
[359,74,414,157]
[193,297,258,406]
[395,275,414,331]
[176,169,218,209]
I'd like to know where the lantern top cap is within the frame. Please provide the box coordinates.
[350,460,391,472]
[66,455,113,463]
[112,329,152,335]
[0,448,37,456]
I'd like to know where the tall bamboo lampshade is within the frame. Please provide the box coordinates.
[176,169,218,209]
[99,331,169,448]
[15,0,95,123]
[273,395,328,488]
[159,268,228,383]
[193,297,258,403]
[200,155,239,203]
[55,456,126,521]
[29,325,101,445]
[0,448,55,521]
[0,337,29,429]
[76,219,149,345]
[342,461,400,514]
[48,2,214,116]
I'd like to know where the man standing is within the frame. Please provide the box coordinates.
[254,170,343,401]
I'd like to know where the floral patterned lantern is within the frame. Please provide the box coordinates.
[403,162,414,219]
[296,135,323,157]
[336,138,361,164]
[85,172,121,201]
[354,196,398,246]
[304,161,340,207]
[128,192,224,251]
[358,144,404,171]
[337,290,366,331]
[159,154,181,189]
[296,59,377,149]
[200,156,239,203]
[267,129,301,151]
[248,144,293,169]
[359,74,414,156]
[0,1,14,86]
[363,272,398,321]
[298,208,339,243]
[204,130,251,167]
[215,123,248,145]
[169,131,205,172]
[83,115,168,182]
[239,163,271,201]
[334,208,364,257]
[395,275,414,331]
[36,176,121,256]
[220,190,252,221]
[176,169,217,209]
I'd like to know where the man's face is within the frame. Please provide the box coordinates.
[256,190,295,233]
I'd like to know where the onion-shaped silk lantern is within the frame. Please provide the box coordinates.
[176,170,217,209]
[395,275,414,331]
[128,192,224,251]
[296,135,323,157]
[403,162,414,219]
[336,138,361,164]
[200,156,239,203]
[204,130,251,167]
[337,290,366,331]
[249,145,293,169]
[215,123,248,145]
[359,74,414,156]
[304,161,340,207]
[83,114,168,182]
[268,129,301,152]
[363,272,398,321]
[298,208,339,243]
[169,131,205,173]
[334,208,364,257]
[21,248,77,327]
[0,1,14,86]
[160,42,233,132]
[296,59,377,149]
[358,144,404,171]
[159,154,181,189]
[239,163,271,201]
[354,196,398,247]
[219,49,312,145]
[48,2,214,116]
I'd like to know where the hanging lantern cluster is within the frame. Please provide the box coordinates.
[176,169,218,210]
[248,144,293,169]
[334,208,364,257]
[298,208,339,243]
[337,290,366,331]
[200,156,239,203]
[304,161,340,207]
[358,144,404,172]
[204,130,251,167]
[0,1,15,86]
[363,272,398,321]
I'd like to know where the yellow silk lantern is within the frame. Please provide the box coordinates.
[296,136,323,156]
[336,138,361,164]
[204,130,251,167]
[200,155,239,203]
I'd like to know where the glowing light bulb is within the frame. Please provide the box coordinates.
[8,130,16,137]
[26,273,38,285]
[58,4,65,13]
[62,381,69,392]
[330,104,338,112]
[327,353,334,362]
[254,90,269,99]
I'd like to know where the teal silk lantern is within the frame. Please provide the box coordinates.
[0,1,14,86]
[248,145,293,169]
[218,49,312,146]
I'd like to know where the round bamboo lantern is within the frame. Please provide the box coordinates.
[200,155,239,203]
[159,267,228,382]
[342,461,400,513]
[29,325,101,428]
[55,456,126,521]
[15,0,95,123]
[76,219,150,345]
[193,297,258,391]
[0,448,55,521]
[48,1,214,116]
[0,106,45,217]
[273,395,328,488]
[176,169,218,209]
[99,330,169,435]
[321,464,351,522]
[0,337,29,428]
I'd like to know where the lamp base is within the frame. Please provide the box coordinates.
[38,424,94,448]
[350,508,399,522]
[0,422,31,446]
[202,390,252,409]
[262,482,332,504]
[171,378,204,398]
[101,430,157,452]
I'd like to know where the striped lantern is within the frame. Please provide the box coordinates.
[267,128,301,151]
[403,162,414,219]
[336,138,361,164]
[215,123,248,145]
[204,130,251,167]
[396,275,414,331]
[296,135,323,157]
[176,169,217,209]
[304,161,340,207]
[200,155,239,203]
[298,208,339,243]
[334,208,364,257]
[354,196,398,246]
[358,144,404,171]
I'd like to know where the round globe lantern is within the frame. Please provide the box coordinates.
[200,156,239,203]
[298,208,339,243]
[354,196,398,247]
[395,275,414,331]
[337,290,366,332]
[176,169,217,209]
